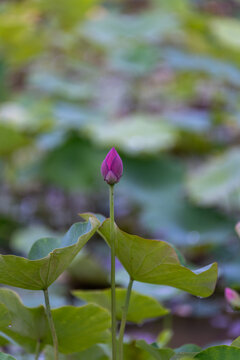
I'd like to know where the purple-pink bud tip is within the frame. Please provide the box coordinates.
[225,288,238,302]
[101,147,123,185]
[225,288,240,311]
[235,222,240,237]
[224,287,240,311]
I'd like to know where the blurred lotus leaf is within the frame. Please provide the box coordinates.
[82,11,179,47]
[211,18,240,50]
[0,2,44,66]
[67,250,109,287]
[11,224,59,255]
[86,115,177,155]
[187,148,240,210]
[39,137,105,190]
[38,0,100,29]
[73,288,169,323]
[175,345,202,354]
[0,124,29,156]
[122,155,234,247]
[0,354,16,360]
[171,344,202,359]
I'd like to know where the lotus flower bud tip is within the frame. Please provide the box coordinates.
[235,222,240,237]
[225,288,238,302]
[224,288,240,311]
[101,147,123,185]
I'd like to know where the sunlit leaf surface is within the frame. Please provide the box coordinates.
[81,214,218,297]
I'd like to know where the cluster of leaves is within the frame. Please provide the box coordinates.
[0,212,226,359]
[1,213,240,358]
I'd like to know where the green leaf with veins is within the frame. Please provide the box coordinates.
[0,288,48,353]
[45,344,109,359]
[0,304,11,328]
[46,341,172,359]
[80,214,218,297]
[0,217,99,290]
[194,345,240,359]
[52,305,110,354]
[232,336,240,348]
[0,288,110,354]
[73,288,169,323]
[123,341,158,360]
[136,340,174,359]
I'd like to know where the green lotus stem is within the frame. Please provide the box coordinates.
[118,277,134,360]
[43,288,59,360]
[110,184,117,360]
[35,339,40,360]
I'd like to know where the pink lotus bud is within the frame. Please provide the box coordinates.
[101,147,123,185]
[235,222,240,237]
[225,288,240,310]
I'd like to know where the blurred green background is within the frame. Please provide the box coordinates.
[1,0,240,352]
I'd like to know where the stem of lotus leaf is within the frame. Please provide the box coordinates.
[118,277,134,360]
[35,339,40,360]
[110,184,117,360]
[43,288,59,360]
